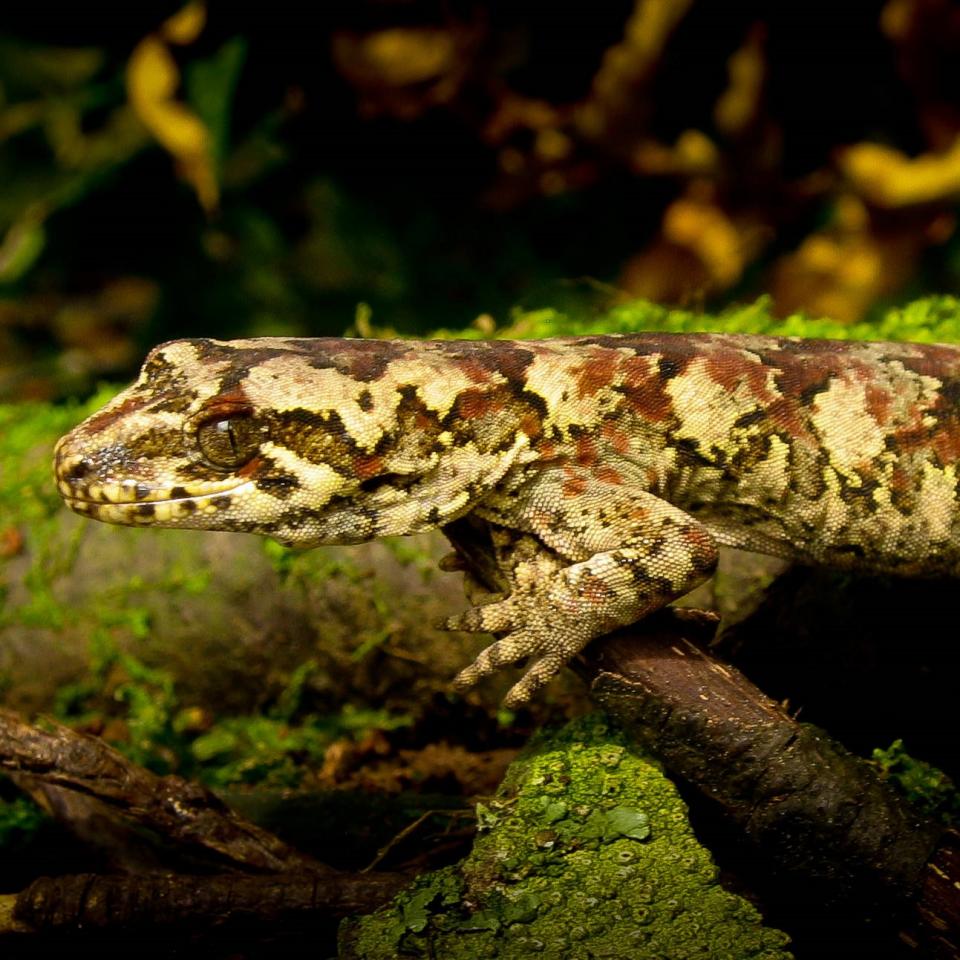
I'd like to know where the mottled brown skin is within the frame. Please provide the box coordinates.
[54,334,960,706]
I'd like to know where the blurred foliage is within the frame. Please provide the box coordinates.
[3,1,960,400]
[0,393,416,790]
[51,627,413,787]
[872,738,960,825]
[0,787,46,852]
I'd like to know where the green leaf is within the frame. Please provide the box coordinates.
[0,218,46,283]
[186,36,247,172]
[191,726,239,762]
[402,888,436,933]
[604,806,651,841]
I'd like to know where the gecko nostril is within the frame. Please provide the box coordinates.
[63,457,95,481]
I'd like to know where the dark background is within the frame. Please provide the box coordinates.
[2,1,960,400]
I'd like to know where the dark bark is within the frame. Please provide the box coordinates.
[7,870,407,935]
[0,708,315,874]
[908,827,960,958]
[580,617,942,906]
[0,708,412,939]
[577,620,960,957]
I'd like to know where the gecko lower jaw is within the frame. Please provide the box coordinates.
[56,475,251,505]
[59,480,255,525]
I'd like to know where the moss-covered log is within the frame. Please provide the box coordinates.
[445,514,959,956]
[340,715,793,959]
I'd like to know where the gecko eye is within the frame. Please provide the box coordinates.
[197,415,262,468]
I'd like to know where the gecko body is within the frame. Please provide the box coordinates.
[54,334,960,705]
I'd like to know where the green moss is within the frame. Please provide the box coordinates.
[0,387,118,527]
[341,715,792,960]
[871,739,960,825]
[0,789,46,850]
[52,632,412,787]
[262,536,364,583]
[0,390,417,799]
[188,704,412,789]
[496,294,960,343]
[0,388,118,632]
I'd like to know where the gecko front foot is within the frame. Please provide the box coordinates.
[446,596,589,708]
[443,501,719,706]
[444,557,628,707]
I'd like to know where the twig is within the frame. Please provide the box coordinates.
[361,808,475,873]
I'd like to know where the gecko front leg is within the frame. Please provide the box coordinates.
[445,468,719,707]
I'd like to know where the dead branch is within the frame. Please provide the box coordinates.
[1,870,408,936]
[0,708,412,938]
[579,618,941,898]
[0,708,316,874]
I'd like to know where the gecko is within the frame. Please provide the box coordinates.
[53,333,960,706]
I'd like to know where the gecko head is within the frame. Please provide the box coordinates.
[55,336,540,545]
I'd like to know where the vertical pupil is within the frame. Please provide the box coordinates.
[217,419,237,454]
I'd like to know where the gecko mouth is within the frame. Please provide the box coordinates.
[58,479,255,525]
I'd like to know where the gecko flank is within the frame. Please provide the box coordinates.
[54,334,960,706]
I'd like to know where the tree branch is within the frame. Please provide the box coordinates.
[0,708,313,874]
[2,870,408,936]
[443,515,959,956]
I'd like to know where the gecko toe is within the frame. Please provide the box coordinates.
[444,598,512,633]
[453,629,542,689]
[503,654,565,708]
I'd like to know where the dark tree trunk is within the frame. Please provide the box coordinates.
[443,516,960,957]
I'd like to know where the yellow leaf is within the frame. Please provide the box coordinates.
[163,2,207,45]
[127,34,217,211]
[714,24,765,136]
[770,223,913,323]
[663,196,744,286]
[632,130,718,175]
[840,138,960,207]
[362,28,454,86]
[880,0,913,39]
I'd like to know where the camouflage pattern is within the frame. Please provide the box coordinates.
[55,334,960,705]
